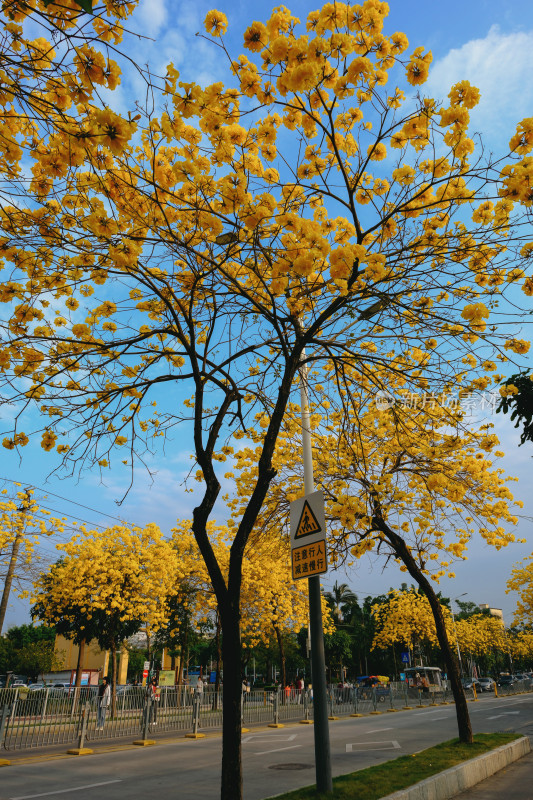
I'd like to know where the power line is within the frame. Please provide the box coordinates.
[0,475,133,526]
[37,504,118,530]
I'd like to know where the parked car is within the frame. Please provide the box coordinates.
[11,680,28,689]
[28,682,47,692]
[497,674,516,687]
[477,677,495,692]
[116,684,139,696]
[48,683,75,695]
[461,677,481,691]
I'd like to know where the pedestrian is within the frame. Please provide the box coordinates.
[97,676,111,730]
[148,676,161,724]
[196,676,204,695]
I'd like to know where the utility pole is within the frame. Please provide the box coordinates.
[0,488,32,635]
[299,353,332,794]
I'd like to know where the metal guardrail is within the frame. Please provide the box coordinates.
[1,679,532,751]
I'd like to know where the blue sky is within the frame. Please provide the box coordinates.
[2,0,533,632]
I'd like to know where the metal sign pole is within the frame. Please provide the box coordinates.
[299,353,332,794]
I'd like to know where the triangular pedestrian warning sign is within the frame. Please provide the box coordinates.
[294,500,322,539]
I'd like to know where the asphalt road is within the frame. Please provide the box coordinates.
[1,694,533,800]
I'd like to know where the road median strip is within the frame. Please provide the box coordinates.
[263,732,526,800]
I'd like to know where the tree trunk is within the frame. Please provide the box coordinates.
[274,625,287,694]
[374,513,473,743]
[214,615,222,710]
[220,603,242,800]
[0,490,30,635]
[0,528,24,635]
[74,638,86,688]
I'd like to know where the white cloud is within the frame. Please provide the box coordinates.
[135,0,169,38]
[425,25,533,146]
[118,0,226,100]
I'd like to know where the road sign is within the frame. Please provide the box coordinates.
[291,540,327,580]
[143,661,150,671]
[400,652,410,663]
[290,491,326,547]
[290,491,328,580]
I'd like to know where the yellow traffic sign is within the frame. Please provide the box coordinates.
[291,540,327,580]
[290,491,326,548]
[294,499,322,539]
[290,491,328,578]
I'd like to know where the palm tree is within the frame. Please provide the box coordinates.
[324,582,358,624]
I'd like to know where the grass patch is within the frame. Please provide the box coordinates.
[266,732,521,800]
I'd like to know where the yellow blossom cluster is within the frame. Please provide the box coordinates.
[228,360,522,584]
[170,520,332,647]
[372,590,509,660]
[371,589,448,650]
[32,523,178,635]
[0,488,64,590]
[0,1,530,462]
[507,555,533,627]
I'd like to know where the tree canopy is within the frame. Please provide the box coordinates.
[1,1,533,795]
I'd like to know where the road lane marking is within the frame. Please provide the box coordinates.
[488,711,520,720]
[346,740,401,752]
[416,710,454,716]
[254,745,302,755]
[366,728,393,733]
[11,780,123,799]
[471,699,528,712]
[429,716,449,721]
[243,734,297,744]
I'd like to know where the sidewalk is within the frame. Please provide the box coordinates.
[453,744,533,799]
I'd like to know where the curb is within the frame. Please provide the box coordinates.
[379,736,531,800]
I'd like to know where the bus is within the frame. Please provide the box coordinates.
[404,666,443,693]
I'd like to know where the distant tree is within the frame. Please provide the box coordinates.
[32,524,178,710]
[0,488,64,635]
[0,623,58,678]
[324,582,358,624]
[32,558,105,687]
[4,623,56,649]
[324,629,352,682]
[15,640,64,679]
[455,600,482,620]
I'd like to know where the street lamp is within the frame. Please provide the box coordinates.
[450,593,467,677]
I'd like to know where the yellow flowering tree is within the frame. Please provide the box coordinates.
[1,1,533,791]
[0,0,139,190]
[32,523,178,705]
[240,536,333,689]
[372,589,446,653]
[372,593,511,675]
[509,629,533,668]
[454,614,508,671]
[170,522,327,690]
[507,555,533,629]
[0,487,64,634]
[232,358,522,742]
